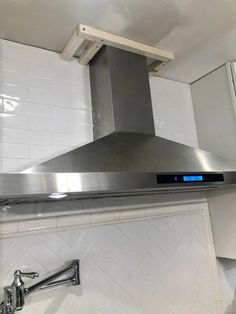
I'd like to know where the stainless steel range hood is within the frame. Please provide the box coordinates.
[1,46,236,205]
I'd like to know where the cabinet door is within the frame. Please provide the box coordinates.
[191,64,236,159]
[208,188,236,259]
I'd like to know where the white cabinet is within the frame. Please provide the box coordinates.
[191,63,236,259]
[191,63,236,159]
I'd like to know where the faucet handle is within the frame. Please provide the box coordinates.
[14,270,39,280]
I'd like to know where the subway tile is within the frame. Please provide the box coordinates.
[23,46,50,66]
[0,71,51,91]
[52,106,92,123]
[0,58,27,73]
[0,85,28,101]
[28,63,70,82]
[28,117,52,131]
[0,115,28,129]
[49,52,76,70]
[27,62,58,80]
[0,39,51,66]
[13,101,51,117]
[0,128,51,145]
[29,145,67,160]
[18,218,57,233]
[51,80,70,94]
[51,106,73,120]
[70,81,91,100]
[28,77,51,91]
[28,130,52,145]
[0,221,18,236]
[91,211,120,224]
[29,145,55,159]
[0,128,28,144]
[52,92,71,108]
[119,209,146,221]
[28,117,73,133]
[146,206,169,218]
[0,143,28,158]
[57,214,91,228]
[168,204,190,215]
[28,89,53,105]
[73,122,93,140]
[70,66,90,81]
[52,119,73,133]
[0,41,28,62]
[71,95,91,110]
[0,158,33,172]
[69,67,91,99]
[52,133,85,147]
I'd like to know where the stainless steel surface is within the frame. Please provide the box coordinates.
[2,47,236,204]
[1,170,236,205]
[13,271,39,311]
[25,260,80,295]
[29,133,236,173]
[2,287,14,314]
[0,134,236,204]
[0,261,80,314]
[90,46,155,139]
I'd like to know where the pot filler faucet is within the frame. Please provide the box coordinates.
[0,260,80,314]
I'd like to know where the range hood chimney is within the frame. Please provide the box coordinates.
[1,46,236,204]
[90,46,155,139]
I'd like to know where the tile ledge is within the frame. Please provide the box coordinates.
[0,201,207,238]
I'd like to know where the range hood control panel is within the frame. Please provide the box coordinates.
[156,174,224,184]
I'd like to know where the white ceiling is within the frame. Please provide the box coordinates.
[1,0,236,83]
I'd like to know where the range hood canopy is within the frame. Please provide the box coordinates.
[1,46,236,205]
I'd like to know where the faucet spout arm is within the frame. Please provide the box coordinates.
[25,260,80,296]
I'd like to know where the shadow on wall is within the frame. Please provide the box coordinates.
[226,299,236,314]
[218,258,236,314]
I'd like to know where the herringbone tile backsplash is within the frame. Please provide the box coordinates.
[0,203,220,314]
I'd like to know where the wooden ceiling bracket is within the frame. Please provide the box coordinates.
[61,24,174,75]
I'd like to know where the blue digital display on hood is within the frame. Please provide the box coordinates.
[183,175,203,182]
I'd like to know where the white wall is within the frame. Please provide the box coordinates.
[0,39,198,173]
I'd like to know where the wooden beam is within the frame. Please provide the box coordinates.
[79,41,103,65]
[79,24,174,62]
[61,24,174,66]
[61,27,86,61]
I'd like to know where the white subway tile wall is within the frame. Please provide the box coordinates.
[0,39,198,173]
[0,39,92,172]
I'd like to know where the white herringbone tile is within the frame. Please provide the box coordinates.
[0,205,220,314]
